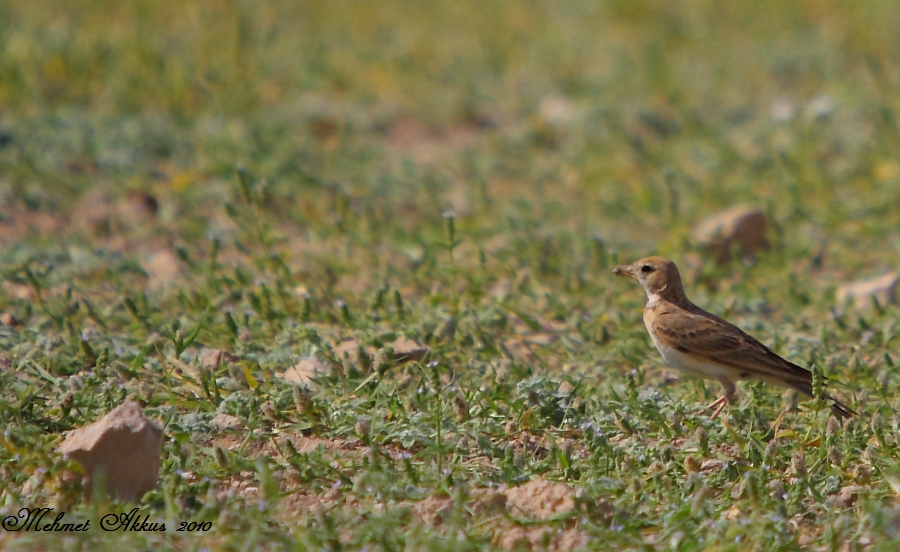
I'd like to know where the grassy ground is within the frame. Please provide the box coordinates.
[2,0,900,549]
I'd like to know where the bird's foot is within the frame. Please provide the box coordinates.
[706,377,737,421]
[706,396,729,420]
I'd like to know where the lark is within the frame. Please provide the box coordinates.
[613,256,854,419]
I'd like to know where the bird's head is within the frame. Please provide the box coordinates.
[613,256,687,302]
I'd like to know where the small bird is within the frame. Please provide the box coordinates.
[613,256,854,419]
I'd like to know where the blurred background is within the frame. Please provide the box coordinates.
[0,0,900,324]
[2,0,899,262]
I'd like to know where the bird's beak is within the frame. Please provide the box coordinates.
[612,264,634,279]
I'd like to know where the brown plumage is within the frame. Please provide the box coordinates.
[613,256,854,419]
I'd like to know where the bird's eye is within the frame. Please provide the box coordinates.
[640,265,654,274]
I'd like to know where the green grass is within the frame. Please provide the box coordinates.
[2,0,900,549]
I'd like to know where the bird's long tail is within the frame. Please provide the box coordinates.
[825,394,856,419]
[786,379,856,419]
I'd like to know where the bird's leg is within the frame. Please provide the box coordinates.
[706,377,736,420]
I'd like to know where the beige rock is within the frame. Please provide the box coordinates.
[210,413,245,432]
[694,206,769,264]
[334,340,374,363]
[118,191,159,222]
[836,272,899,311]
[700,459,726,472]
[200,349,240,371]
[3,283,35,301]
[831,485,865,508]
[537,95,576,127]
[724,506,743,520]
[388,337,430,363]
[0,312,21,327]
[334,338,430,364]
[281,358,329,385]
[58,401,163,502]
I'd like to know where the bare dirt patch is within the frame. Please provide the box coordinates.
[409,478,597,551]
[208,428,600,551]
[0,207,64,246]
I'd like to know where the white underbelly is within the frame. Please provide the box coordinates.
[647,330,735,380]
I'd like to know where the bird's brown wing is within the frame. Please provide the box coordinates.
[651,306,855,418]
[650,308,811,383]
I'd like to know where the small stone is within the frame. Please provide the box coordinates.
[684,455,700,474]
[118,191,159,222]
[724,506,742,520]
[853,464,873,484]
[3,283,34,301]
[334,338,429,365]
[334,340,374,363]
[694,206,769,265]
[215,376,244,392]
[767,479,786,500]
[179,470,198,482]
[388,337,430,363]
[537,95,576,127]
[200,349,240,371]
[0,312,21,327]
[832,485,864,508]
[836,272,899,311]
[770,99,796,122]
[806,94,836,120]
[281,358,329,385]
[700,459,725,472]
[58,401,163,502]
[210,413,245,432]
